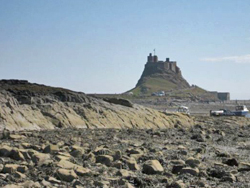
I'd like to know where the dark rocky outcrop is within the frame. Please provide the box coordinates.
[0,80,193,131]
[103,98,133,108]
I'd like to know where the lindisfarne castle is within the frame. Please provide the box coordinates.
[132,53,230,101]
[146,53,181,74]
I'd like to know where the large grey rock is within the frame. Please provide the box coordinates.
[56,168,78,182]
[74,167,91,176]
[95,155,113,167]
[2,164,20,173]
[223,173,236,182]
[124,158,140,171]
[10,149,26,161]
[31,152,51,166]
[70,145,85,158]
[13,171,26,179]
[172,165,184,174]
[116,169,134,177]
[47,176,61,184]
[238,162,250,171]
[43,144,59,154]
[142,160,164,174]
[57,159,77,169]
[180,167,199,176]
[185,157,200,168]
[113,150,122,161]
[0,145,12,157]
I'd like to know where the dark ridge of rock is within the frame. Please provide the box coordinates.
[103,98,133,108]
[0,79,87,103]
[0,79,29,85]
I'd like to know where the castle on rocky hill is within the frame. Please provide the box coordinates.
[131,53,230,101]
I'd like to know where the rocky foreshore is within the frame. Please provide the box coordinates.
[1,116,250,187]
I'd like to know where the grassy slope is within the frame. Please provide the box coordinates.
[129,77,180,96]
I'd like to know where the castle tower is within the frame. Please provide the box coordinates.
[153,55,158,62]
[147,53,153,63]
[170,61,177,72]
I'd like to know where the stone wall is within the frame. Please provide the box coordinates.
[218,92,230,101]
[209,91,230,101]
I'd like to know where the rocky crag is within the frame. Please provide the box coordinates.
[0,80,193,131]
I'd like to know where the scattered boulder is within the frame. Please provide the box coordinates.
[185,157,200,168]
[9,134,26,140]
[96,155,113,167]
[142,160,164,175]
[113,150,122,161]
[222,173,236,182]
[47,176,61,184]
[2,164,20,173]
[70,145,85,158]
[13,171,26,179]
[31,152,51,166]
[207,168,227,178]
[0,145,12,157]
[126,148,143,155]
[112,161,123,169]
[238,162,250,172]
[94,147,112,156]
[57,159,78,169]
[17,165,28,173]
[56,168,78,182]
[191,134,206,142]
[83,152,96,163]
[170,160,185,165]
[124,158,140,171]
[117,169,134,177]
[55,152,71,161]
[223,158,238,167]
[74,167,91,176]
[10,149,26,161]
[43,144,59,154]
[180,167,199,176]
[172,165,184,174]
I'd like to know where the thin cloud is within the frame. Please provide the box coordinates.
[202,54,250,64]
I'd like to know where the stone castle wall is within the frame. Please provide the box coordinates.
[146,53,178,73]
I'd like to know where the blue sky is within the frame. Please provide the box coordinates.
[0,0,250,99]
